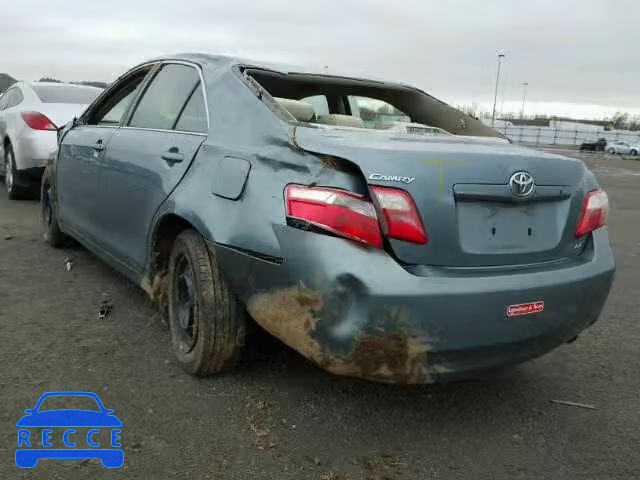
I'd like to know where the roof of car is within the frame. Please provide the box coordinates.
[151,53,415,89]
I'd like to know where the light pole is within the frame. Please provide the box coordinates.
[520,82,529,119]
[491,52,505,127]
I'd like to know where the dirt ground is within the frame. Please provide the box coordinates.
[1,151,639,479]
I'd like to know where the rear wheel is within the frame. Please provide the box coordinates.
[607,147,616,155]
[167,229,246,376]
[630,149,638,156]
[4,143,24,200]
[41,169,67,247]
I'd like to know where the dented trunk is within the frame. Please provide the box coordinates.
[292,125,592,267]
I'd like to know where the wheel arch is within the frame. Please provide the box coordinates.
[143,211,213,304]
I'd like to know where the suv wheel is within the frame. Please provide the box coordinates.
[167,229,246,376]
[630,149,638,156]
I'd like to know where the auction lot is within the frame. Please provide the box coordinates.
[0,151,639,479]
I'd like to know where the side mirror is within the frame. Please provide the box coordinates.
[105,409,115,415]
[23,409,33,414]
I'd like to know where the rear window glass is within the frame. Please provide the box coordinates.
[33,85,102,104]
[348,96,411,128]
[301,95,329,116]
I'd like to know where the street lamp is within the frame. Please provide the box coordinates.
[520,82,529,119]
[491,52,505,127]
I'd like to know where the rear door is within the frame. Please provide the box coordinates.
[56,66,153,244]
[97,62,208,271]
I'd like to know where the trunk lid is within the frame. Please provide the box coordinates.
[35,104,87,130]
[294,125,590,267]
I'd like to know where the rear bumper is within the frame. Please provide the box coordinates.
[213,227,615,384]
[14,129,57,171]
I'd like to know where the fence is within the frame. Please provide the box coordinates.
[493,125,640,147]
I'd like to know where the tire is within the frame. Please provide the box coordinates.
[167,229,245,376]
[607,147,616,155]
[4,143,24,200]
[631,149,638,156]
[41,169,67,247]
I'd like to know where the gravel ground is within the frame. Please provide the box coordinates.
[0,151,639,479]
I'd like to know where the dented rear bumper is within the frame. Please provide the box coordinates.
[212,226,615,384]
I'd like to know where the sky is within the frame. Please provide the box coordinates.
[1,0,638,120]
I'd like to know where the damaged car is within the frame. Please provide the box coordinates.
[41,54,615,383]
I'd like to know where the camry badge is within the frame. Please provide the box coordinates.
[369,173,415,184]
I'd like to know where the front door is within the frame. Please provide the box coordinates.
[57,125,114,241]
[56,65,154,248]
[96,63,208,272]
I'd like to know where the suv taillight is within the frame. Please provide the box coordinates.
[285,185,383,248]
[371,186,427,244]
[576,189,609,237]
[21,111,57,131]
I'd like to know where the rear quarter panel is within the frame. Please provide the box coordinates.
[148,66,366,265]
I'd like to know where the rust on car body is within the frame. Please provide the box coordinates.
[247,285,440,384]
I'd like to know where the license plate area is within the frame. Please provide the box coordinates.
[456,201,565,254]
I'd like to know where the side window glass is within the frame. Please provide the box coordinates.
[0,94,8,111]
[98,90,137,126]
[174,84,207,133]
[128,64,199,131]
[302,95,329,116]
[14,89,24,106]
[4,89,20,109]
[86,68,151,126]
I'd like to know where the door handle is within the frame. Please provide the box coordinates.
[161,149,184,164]
[93,141,105,151]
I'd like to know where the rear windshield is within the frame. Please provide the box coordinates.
[245,69,501,138]
[33,85,102,104]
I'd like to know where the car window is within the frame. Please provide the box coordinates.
[98,90,137,126]
[32,85,102,104]
[86,67,151,126]
[38,395,101,412]
[3,88,23,109]
[302,95,329,116]
[128,64,200,131]
[174,83,207,133]
[0,94,7,111]
[347,95,411,128]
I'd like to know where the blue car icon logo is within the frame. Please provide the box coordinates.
[16,391,123,468]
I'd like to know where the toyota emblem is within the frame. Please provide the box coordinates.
[509,171,535,198]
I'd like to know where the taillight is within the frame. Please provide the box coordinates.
[371,186,427,244]
[285,185,383,248]
[576,189,609,237]
[21,111,57,131]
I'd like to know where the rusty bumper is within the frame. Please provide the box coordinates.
[212,227,615,384]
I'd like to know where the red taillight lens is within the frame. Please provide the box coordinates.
[371,186,427,244]
[21,111,57,131]
[576,189,609,237]
[285,185,383,248]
